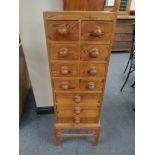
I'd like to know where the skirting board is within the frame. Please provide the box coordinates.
[36,106,54,115]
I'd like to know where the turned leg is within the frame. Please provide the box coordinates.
[54,127,60,146]
[93,127,100,146]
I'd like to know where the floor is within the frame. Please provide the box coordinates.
[20,53,135,155]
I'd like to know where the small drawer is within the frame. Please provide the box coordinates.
[81,21,113,41]
[80,63,106,77]
[80,79,104,91]
[47,21,79,41]
[80,44,109,61]
[55,93,102,107]
[49,44,79,60]
[57,117,98,124]
[53,79,79,91]
[51,63,78,77]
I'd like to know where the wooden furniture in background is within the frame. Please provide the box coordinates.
[112,15,134,51]
[63,0,105,11]
[19,40,30,118]
[43,11,116,145]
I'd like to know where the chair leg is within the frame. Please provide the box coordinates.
[120,65,132,91]
[54,127,60,146]
[131,81,135,88]
[123,53,132,74]
[93,127,100,146]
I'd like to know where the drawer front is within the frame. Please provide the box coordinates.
[57,109,99,117]
[80,44,109,61]
[115,25,133,33]
[112,41,132,50]
[51,63,78,77]
[47,21,79,41]
[81,21,113,41]
[55,93,102,107]
[114,34,132,42]
[80,79,104,91]
[53,79,79,91]
[49,44,79,60]
[80,63,106,77]
[57,117,98,124]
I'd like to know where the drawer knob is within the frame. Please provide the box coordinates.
[91,26,103,37]
[88,66,97,76]
[74,95,81,103]
[61,66,69,75]
[74,116,80,124]
[60,82,69,90]
[74,107,81,114]
[57,26,69,36]
[87,81,95,90]
[59,48,68,57]
[89,48,99,58]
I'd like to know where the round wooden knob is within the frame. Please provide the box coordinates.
[59,48,68,57]
[74,95,81,103]
[74,107,81,114]
[87,81,95,90]
[89,48,99,58]
[57,26,69,36]
[60,82,69,90]
[91,26,103,37]
[74,116,80,124]
[88,66,97,76]
[61,66,69,75]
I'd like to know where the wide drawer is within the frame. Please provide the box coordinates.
[57,117,98,124]
[55,93,102,107]
[47,20,79,41]
[81,21,113,41]
[79,63,106,77]
[80,44,109,61]
[79,79,104,91]
[53,79,79,91]
[51,62,78,77]
[49,44,79,60]
[57,108,99,117]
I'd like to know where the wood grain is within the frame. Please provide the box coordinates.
[63,0,104,11]
[47,20,79,41]
[49,43,79,60]
[43,11,116,145]
[80,44,109,61]
[81,21,113,41]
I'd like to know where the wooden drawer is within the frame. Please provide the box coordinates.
[80,63,106,77]
[49,44,79,60]
[51,62,78,77]
[57,117,98,124]
[55,93,102,107]
[114,34,132,42]
[115,25,133,33]
[79,79,104,91]
[53,79,79,91]
[112,41,132,50]
[47,21,79,41]
[81,21,113,41]
[57,108,99,117]
[80,44,109,61]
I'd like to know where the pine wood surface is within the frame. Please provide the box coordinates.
[43,11,116,146]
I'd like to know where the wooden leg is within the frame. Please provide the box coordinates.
[93,127,100,146]
[54,127,60,146]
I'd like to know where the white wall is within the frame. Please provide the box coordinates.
[19,0,63,107]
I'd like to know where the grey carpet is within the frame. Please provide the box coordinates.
[20,53,135,155]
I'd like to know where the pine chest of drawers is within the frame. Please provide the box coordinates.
[43,11,116,146]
